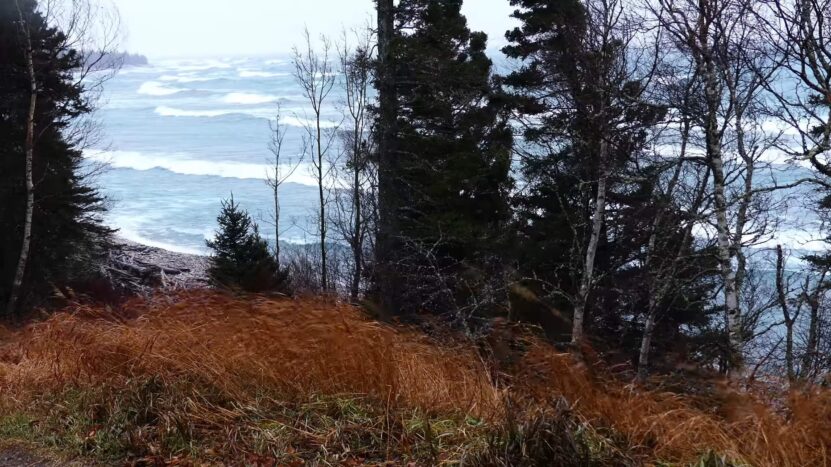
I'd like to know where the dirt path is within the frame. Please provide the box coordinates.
[0,446,51,467]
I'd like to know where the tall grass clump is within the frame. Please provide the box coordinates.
[0,290,829,465]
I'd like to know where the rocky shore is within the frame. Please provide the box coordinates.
[105,238,211,293]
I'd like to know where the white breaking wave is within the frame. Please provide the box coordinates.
[220,92,279,105]
[238,70,290,78]
[159,74,219,83]
[116,227,208,256]
[156,58,233,72]
[154,105,275,119]
[84,149,319,186]
[153,106,339,128]
[138,81,187,96]
[282,115,340,129]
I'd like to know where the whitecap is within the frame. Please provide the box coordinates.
[238,70,291,78]
[280,115,340,129]
[159,74,219,83]
[154,105,275,119]
[138,81,187,96]
[220,92,279,105]
[114,227,208,256]
[84,149,319,186]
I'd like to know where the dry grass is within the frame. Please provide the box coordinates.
[513,343,831,466]
[0,290,828,465]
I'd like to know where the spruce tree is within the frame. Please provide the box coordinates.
[206,197,287,293]
[379,0,513,316]
[503,0,718,357]
[0,0,111,313]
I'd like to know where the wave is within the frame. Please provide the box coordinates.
[153,106,339,128]
[220,92,279,105]
[156,58,233,72]
[238,70,290,78]
[114,227,209,256]
[282,115,340,128]
[84,149,319,186]
[138,81,188,96]
[159,74,220,83]
[154,105,275,119]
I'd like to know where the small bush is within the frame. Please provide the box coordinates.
[206,196,289,293]
[467,398,633,467]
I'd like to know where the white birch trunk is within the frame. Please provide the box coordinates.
[572,142,609,345]
[7,18,37,316]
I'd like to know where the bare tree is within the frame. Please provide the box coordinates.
[637,74,716,379]
[566,0,663,346]
[292,29,338,291]
[649,0,792,375]
[756,0,831,172]
[266,105,304,270]
[331,25,376,301]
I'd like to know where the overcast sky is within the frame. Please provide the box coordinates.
[111,0,517,58]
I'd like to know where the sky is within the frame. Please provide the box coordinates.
[110,0,517,59]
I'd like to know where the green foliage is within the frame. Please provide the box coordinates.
[0,0,112,311]
[467,401,634,467]
[383,0,513,315]
[206,196,288,293]
[501,0,719,359]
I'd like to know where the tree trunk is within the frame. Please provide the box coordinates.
[700,43,743,374]
[350,143,363,301]
[637,120,690,381]
[375,0,400,314]
[572,146,608,346]
[7,14,36,317]
[775,245,796,382]
[274,176,281,270]
[802,266,827,379]
[317,119,328,291]
[711,130,743,374]
[637,295,659,381]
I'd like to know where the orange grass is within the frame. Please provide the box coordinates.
[0,290,829,465]
[0,291,500,416]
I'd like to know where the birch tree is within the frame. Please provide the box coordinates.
[292,29,338,292]
[6,0,38,315]
[333,26,376,301]
[650,0,786,374]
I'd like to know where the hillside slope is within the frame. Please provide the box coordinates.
[0,291,828,466]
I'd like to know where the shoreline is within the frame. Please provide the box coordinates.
[110,236,211,290]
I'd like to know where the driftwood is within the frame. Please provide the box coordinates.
[103,239,210,295]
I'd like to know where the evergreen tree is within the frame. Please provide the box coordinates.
[503,0,719,361]
[0,0,111,314]
[380,0,513,317]
[207,197,287,293]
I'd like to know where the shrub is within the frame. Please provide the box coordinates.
[206,196,288,293]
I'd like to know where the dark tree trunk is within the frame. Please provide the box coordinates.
[375,0,401,315]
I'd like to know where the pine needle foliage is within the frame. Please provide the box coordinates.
[206,196,288,293]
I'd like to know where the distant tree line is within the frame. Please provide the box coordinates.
[83,51,148,71]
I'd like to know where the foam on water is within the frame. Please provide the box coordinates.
[153,105,275,119]
[238,70,291,78]
[138,81,188,96]
[85,149,319,186]
[159,74,221,83]
[221,92,280,105]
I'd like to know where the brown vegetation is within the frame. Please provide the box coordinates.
[0,291,829,465]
